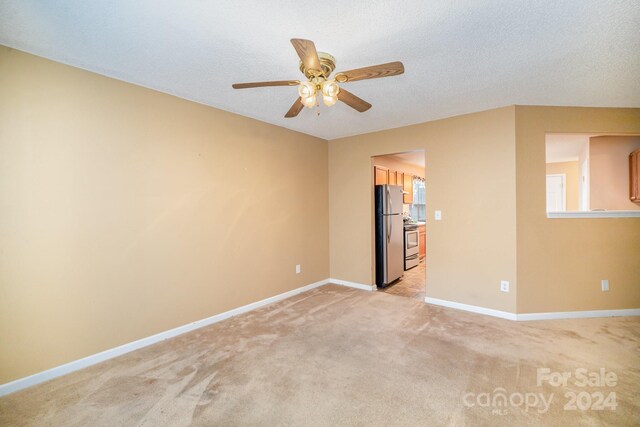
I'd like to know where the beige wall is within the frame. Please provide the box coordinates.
[515,106,640,313]
[3,47,640,386]
[329,107,517,313]
[589,136,640,211]
[545,161,580,211]
[0,47,329,383]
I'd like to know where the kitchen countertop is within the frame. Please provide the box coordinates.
[404,221,426,228]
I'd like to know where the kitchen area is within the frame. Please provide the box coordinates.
[372,151,426,301]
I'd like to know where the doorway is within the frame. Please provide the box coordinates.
[371,150,426,301]
[546,174,566,212]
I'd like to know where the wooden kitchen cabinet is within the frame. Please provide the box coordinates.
[419,225,426,259]
[403,173,414,204]
[631,149,640,203]
[388,170,397,185]
[374,166,388,185]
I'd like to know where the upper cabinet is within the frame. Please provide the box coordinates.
[374,166,389,186]
[374,165,416,204]
[375,166,403,186]
[631,149,640,203]
[403,174,414,204]
[388,170,397,186]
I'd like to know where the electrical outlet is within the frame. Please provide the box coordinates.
[500,280,510,292]
[435,210,442,220]
[601,279,609,291]
[296,264,301,274]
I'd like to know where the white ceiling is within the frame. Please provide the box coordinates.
[545,134,592,163]
[1,1,639,140]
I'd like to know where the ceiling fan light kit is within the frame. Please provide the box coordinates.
[232,39,404,118]
[297,77,339,109]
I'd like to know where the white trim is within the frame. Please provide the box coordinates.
[425,297,640,322]
[516,308,640,321]
[5,279,634,397]
[547,210,640,218]
[0,278,331,397]
[328,278,375,291]
[425,297,517,320]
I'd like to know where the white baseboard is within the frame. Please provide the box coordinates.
[0,278,331,397]
[425,297,517,320]
[328,278,374,291]
[516,308,640,321]
[7,279,633,397]
[425,297,640,322]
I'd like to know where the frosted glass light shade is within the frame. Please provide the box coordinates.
[323,95,338,107]
[302,94,316,108]
[298,81,316,98]
[322,80,340,97]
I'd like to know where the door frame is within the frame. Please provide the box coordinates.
[371,151,426,298]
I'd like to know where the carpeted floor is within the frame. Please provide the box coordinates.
[1,284,639,426]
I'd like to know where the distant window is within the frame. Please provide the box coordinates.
[409,177,426,221]
[545,134,640,218]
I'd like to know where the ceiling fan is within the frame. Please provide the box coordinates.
[232,39,404,118]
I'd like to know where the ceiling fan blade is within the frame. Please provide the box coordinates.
[285,97,304,118]
[337,88,372,112]
[335,61,404,83]
[232,80,298,89]
[291,39,322,74]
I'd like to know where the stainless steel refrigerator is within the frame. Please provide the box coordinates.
[375,184,404,287]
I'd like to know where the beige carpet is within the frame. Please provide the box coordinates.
[1,284,638,426]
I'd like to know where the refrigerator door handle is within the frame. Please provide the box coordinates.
[387,186,392,242]
[387,216,390,243]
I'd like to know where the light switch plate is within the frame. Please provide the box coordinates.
[435,210,442,220]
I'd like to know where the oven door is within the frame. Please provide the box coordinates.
[405,229,419,255]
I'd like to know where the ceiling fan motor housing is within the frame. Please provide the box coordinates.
[299,52,336,79]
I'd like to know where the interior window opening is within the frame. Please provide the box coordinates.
[545,134,640,218]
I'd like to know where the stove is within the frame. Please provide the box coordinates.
[404,225,419,270]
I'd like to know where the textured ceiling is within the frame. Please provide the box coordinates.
[1,1,639,140]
